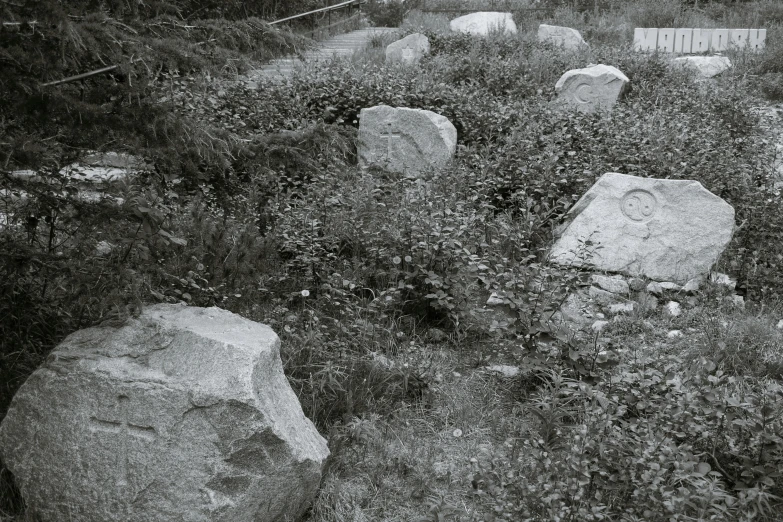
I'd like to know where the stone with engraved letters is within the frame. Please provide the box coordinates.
[0,304,329,522]
[554,64,630,113]
[550,173,735,283]
[385,33,430,65]
[358,104,457,176]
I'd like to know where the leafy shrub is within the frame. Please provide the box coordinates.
[474,359,783,520]
[363,0,408,27]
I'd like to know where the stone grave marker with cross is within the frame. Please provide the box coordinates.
[0,304,330,522]
[358,105,457,177]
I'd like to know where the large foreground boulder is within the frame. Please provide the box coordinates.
[0,304,329,522]
[554,64,630,113]
[550,173,735,283]
[358,104,457,176]
[449,12,517,35]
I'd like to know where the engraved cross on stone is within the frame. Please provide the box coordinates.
[90,395,155,487]
[380,121,401,161]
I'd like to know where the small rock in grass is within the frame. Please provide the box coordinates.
[710,272,736,290]
[486,292,505,306]
[485,365,520,378]
[94,240,113,256]
[660,282,682,292]
[667,330,684,338]
[646,282,663,295]
[591,320,609,332]
[776,319,783,329]
[591,274,630,295]
[665,301,682,317]
[596,312,605,319]
[609,302,635,315]
[731,295,745,308]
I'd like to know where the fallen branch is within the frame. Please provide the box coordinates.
[40,64,120,87]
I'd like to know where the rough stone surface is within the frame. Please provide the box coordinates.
[609,302,635,315]
[672,56,732,78]
[538,24,588,50]
[646,282,663,295]
[0,304,329,522]
[450,12,517,35]
[589,285,621,305]
[660,282,682,291]
[358,105,457,176]
[554,64,630,113]
[386,33,430,65]
[550,172,735,283]
[591,274,630,295]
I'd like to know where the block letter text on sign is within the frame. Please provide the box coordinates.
[674,29,693,53]
[633,28,658,51]
[634,28,766,52]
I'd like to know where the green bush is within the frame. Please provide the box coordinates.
[363,0,408,27]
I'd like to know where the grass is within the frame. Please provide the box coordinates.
[3,0,783,520]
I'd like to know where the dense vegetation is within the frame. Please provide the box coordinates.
[3,0,783,520]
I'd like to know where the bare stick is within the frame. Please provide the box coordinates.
[40,64,120,87]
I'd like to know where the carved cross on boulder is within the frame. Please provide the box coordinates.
[90,395,155,487]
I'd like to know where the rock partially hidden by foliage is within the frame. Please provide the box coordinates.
[449,12,517,36]
[538,24,589,50]
[551,172,735,283]
[385,33,430,66]
[358,104,457,176]
[554,64,630,113]
[0,304,329,522]
[673,55,733,78]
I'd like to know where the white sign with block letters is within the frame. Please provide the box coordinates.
[634,28,766,53]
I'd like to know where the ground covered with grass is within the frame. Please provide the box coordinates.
[3,0,783,520]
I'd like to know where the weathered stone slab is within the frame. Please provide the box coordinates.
[554,64,629,113]
[634,28,766,52]
[449,12,517,35]
[358,105,457,176]
[672,56,732,78]
[550,173,735,283]
[0,304,329,522]
[386,33,430,65]
[538,24,588,50]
